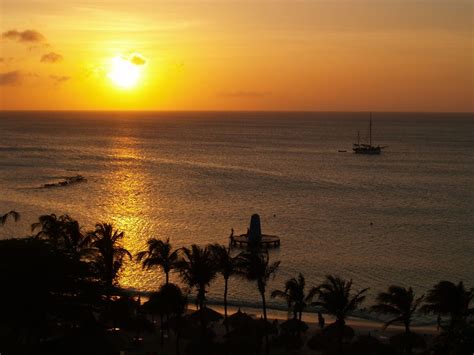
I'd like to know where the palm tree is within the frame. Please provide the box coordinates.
[372,286,424,355]
[307,275,368,354]
[209,243,239,332]
[271,273,307,321]
[87,223,132,295]
[136,238,179,285]
[32,214,87,257]
[0,210,20,225]
[421,281,473,329]
[62,215,88,257]
[238,250,280,355]
[32,214,64,244]
[372,286,424,334]
[143,283,187,349]
[176,244,216,310]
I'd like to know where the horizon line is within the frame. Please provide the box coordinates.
[0,109,473,114]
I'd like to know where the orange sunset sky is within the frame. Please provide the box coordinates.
[0,0,472,112]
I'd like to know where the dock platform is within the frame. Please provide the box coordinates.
[230,234,280,248]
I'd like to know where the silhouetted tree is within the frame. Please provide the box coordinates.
[32,213,65,244]
[421,281,474,355]
[32,214,88,257]
[372,286,424,355]
[209,243,239,332]
[143,283,187,351]
[308,275,368,354]
[0,210,20,225]
[0,237,102,352]
[271,273,307,321]
[238,250,280,355]
[372,286,423,334]
[87,223,131,296]
[136,238,179,285]
[61,216,87,258]
[421,281,473,328]
[176,244,216,310]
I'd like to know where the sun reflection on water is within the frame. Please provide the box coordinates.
[103,135,164,290]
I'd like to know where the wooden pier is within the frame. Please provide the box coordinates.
[230,234,281,248]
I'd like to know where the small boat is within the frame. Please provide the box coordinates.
[353,113,385,155]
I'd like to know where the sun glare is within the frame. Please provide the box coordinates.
[108,56,141,89]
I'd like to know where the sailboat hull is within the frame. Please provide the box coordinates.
[353,114,384,154]
[353,146,382,154]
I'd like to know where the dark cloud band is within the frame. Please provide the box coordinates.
[2,29,45,43]
[41,52,63,63]
[0,71,23,86]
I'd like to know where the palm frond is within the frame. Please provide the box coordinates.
[382,315,405,330]
[1,210,20,225]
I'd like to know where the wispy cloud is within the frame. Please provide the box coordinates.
[0,70,57,86]
[0,71,23,85]
[41,52,63,63]
[2,29,46,43]
[49,74,71,84]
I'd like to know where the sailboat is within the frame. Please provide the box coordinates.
[353,113,384,155]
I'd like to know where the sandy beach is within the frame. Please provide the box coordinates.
[134,303,438,355]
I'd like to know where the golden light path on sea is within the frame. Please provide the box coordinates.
[103,133,166,290]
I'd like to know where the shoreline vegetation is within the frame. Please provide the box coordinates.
[1,211,473,355]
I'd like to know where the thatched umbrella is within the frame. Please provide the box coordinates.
[188,307,223,324]
[256,316,278,335]
[167,315,198,339]
[280,318,309,334]
[350,334,382,354]
[225,308,254,329]
[223,320,263,355]
[390,332,426,351]
[306,333,329,352]
[324,322,355,341]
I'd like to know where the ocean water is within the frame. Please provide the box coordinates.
[1,111,473,322]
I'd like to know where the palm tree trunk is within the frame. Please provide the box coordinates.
[260,290,269,355]
[198,285,207,340]
[338,318,344,355]
[224,277,229,333]
[404,321,412,355]
[106,280,113,301]
[175,328,181,355]
[165,271,169,285]
[198,287,205,310]
[160,314,164,348]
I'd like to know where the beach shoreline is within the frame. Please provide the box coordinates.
[136,301,439,355]
[131,288,438,331]
[188,303,438,336]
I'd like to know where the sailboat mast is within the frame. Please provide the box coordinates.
[369,112,372,146]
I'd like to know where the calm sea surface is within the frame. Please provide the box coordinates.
[1,111,473,322]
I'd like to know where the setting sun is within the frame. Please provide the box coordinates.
[108,56,141,89]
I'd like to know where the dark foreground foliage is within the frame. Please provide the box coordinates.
[0,212,472,355]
